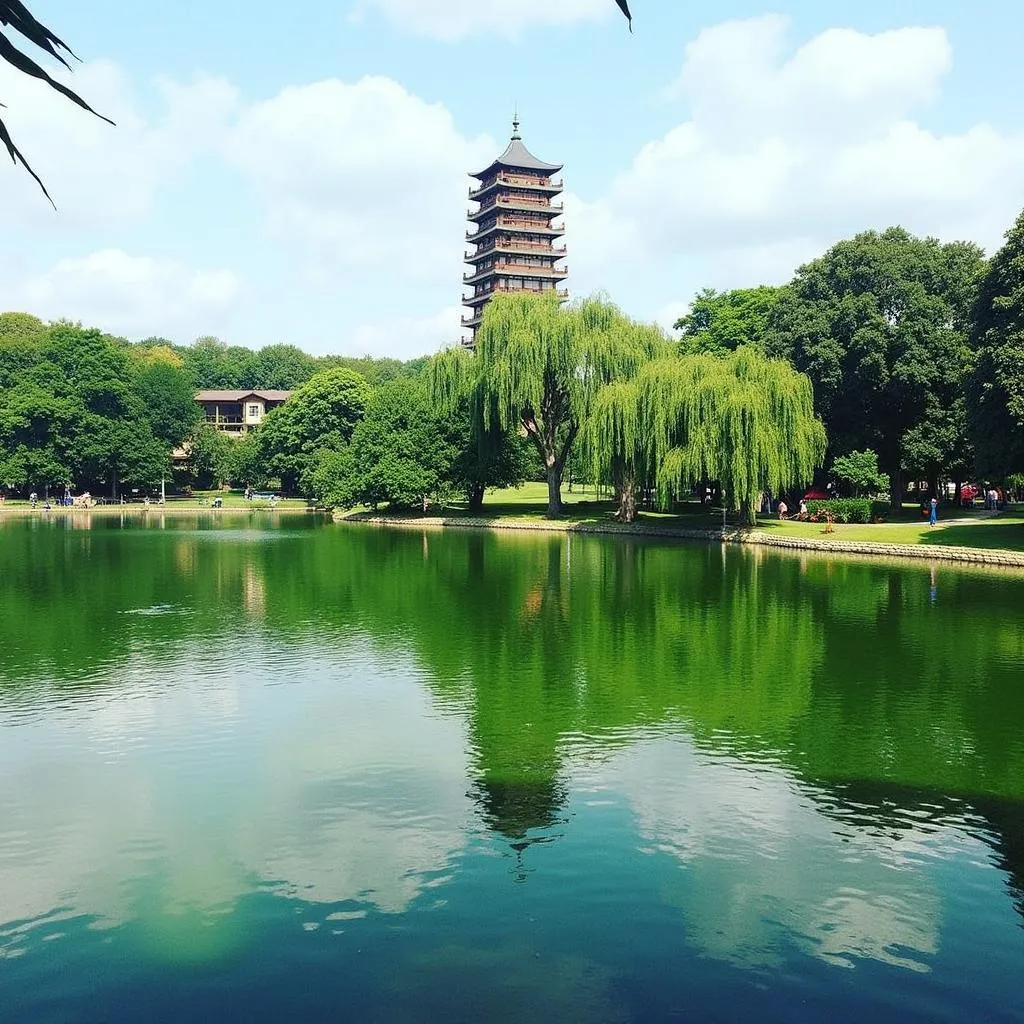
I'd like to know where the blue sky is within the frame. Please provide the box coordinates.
[1,0,1022,357]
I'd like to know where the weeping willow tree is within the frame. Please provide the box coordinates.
[583,348,826,524]
[431,292,669,518]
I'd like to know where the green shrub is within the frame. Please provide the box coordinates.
[806,498,887,524]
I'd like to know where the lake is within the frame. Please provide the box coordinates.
[1,513,1022,1023]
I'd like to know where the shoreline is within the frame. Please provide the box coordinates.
[0,504,317,517]
[339,512,1024,570]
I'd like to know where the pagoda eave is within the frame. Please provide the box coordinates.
[469,179,563,202]
[464,264,568,286]
[467,223,565,244]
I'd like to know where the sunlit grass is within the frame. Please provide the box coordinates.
[345,483,1024,554]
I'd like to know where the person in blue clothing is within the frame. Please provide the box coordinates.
[929,496,938,527]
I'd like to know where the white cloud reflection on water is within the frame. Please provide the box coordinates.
[0,641,1001,979]
[0,641,474,948]
[576,735,963,974]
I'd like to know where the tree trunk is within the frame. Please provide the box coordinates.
[889,466,904,511]
[545,463,562,518]
[613,459,637,523]
[111,467,118,501]
[467,482,485,513]
[740,499,755,527]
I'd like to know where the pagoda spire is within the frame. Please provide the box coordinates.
[461,120,568,348]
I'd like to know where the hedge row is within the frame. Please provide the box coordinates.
[805,498,888,524]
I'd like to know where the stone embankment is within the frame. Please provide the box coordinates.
[341,512,1024,570]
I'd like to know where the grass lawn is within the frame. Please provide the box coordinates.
[0,490,311,512]
[755,512,1024,552]
[184,490,309,510]
[354,483,1024,555]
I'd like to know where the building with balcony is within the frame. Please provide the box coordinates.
[195,390,293,437]
[463,119,567,346]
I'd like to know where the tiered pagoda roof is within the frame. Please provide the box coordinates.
[462,120,568,345]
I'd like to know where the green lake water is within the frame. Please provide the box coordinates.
[1,513,1022,1023]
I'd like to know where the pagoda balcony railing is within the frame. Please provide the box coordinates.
[464,263,568,283]
[471,196,565,216]
[464,286,570,304]
[467,219,564,240]
[469,175,563,197]
[461,315,481,327]
[466,242,567,260]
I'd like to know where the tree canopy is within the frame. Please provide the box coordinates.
[830,449,889,498]
[763,227,984,505]
[255,367,370,493]
[0,318,193,494]
[583,348,826,523]
[675,286,785,355]
[432,292,670,518]
[968,209,1024,479]
[312,377,457,511]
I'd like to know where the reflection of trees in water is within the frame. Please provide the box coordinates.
[2,516,1023,917]
[983,798,1024,919]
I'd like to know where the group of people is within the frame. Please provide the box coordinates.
[983,487,1006,511]
[27,490,96,510]
[775,498,808,520]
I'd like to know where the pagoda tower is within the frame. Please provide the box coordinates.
[462,119,568,346]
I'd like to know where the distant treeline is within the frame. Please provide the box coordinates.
[152,334,428,390]
[0,313,429,498]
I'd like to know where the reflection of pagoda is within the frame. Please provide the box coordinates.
[462,119,568,347]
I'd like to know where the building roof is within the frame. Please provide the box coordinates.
[471,120,562,179]
[195,390,293,402]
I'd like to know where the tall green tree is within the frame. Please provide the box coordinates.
[765,227,984,507]
[583,348,826,524]
[0,312,45,391]
[830,449,889,498]
[250,344,315,390]
[427,346,531,511]
[313,377,456,511]
[256,367,370,494]
[433,292,670,518]
[183,424,236,490]
[675,286,785,355]
[968,209,1024,479]
[0,320,172,495]
[129,348,200,450]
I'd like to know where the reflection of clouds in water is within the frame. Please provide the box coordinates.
[0,642,472,948]
[578,736,963,974]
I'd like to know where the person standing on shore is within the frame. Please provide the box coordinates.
[929,496,938,527]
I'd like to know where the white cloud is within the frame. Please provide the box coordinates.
[571,16,1024,305]
[347,305,464,359]
[653,302,687,333]
[7,250,242,340]
[225,76,493,285]
[0,60,238,227]
[350,0,609,42]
